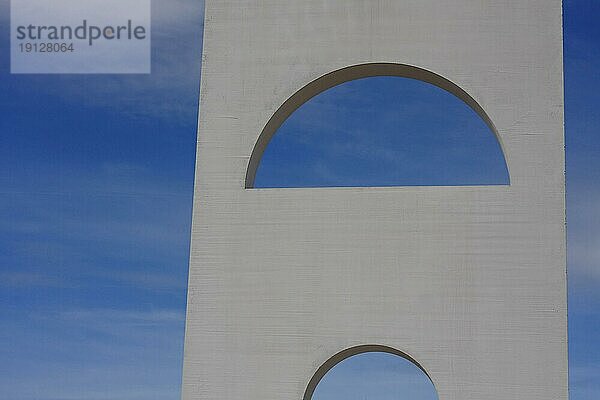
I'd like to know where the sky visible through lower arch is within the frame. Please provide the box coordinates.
[312,352,438,400]
[0,1,598,399]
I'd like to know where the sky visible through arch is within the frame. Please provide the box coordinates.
[254,75,509,188]
[0,1,598,399]
[312,352,438,400]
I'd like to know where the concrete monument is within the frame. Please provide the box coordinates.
[182,2,567,399]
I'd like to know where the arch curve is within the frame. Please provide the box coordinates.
[245,62,508,188]
[303,344,437,400]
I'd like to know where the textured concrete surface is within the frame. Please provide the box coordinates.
[182,1,567,399]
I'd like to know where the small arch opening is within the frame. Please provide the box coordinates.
[247,63,509,189]
[305,345,438,400]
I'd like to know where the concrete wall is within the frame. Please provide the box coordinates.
[182,1,567,399]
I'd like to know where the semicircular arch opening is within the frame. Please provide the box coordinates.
[246,63,509,189]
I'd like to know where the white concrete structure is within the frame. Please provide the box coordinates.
[182,2,567,400]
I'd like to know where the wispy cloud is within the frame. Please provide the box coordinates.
[0,271,68,288]
[0,307,185,400]
[0,0,205,122]
[0,162,192,297]
[568,185,600,288]
[48,308,185,329]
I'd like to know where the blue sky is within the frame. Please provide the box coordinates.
[255,75,509,188]
[0,0,599,399]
